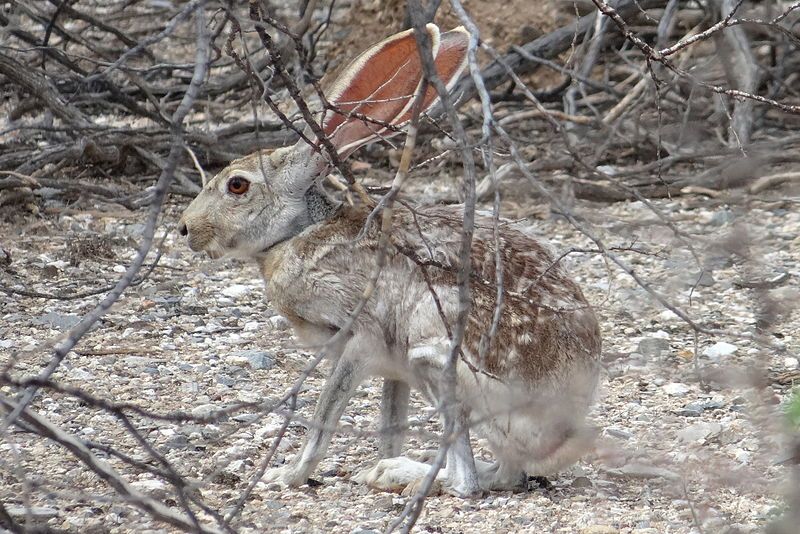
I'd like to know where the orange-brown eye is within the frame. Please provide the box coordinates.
[227,176,250,195]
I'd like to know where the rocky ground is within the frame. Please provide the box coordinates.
[1,187,798,533]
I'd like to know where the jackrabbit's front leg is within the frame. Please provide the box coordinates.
[379,379,410,458]
[264,344,367,487]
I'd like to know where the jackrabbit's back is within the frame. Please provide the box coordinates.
[261,203,601,385]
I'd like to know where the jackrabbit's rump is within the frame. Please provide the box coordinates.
[179,24,601,496]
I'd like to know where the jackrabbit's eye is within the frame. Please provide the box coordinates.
[227,176,250,195]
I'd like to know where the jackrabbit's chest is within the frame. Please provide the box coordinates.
[259,241,379,328]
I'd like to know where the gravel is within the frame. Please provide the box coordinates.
[0,193,798,533]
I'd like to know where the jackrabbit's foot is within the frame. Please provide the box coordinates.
[353,457,437,493]
[261,465,310,488]
[401,472,481,498]
[354,456,482,497]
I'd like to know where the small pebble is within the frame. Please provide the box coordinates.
[662,383,690,397]
[221,284,251,298]
[677,422,723,443]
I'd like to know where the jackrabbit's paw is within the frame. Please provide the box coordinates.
[261,465,307,488]
[353,457,438,493]
[400,476,444,497]
[403,463,482,498]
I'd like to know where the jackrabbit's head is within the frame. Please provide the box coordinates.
[179,24,468,259]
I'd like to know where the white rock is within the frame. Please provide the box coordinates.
[69,367,95,380]
[112,264,126,273]
[226,459,247,474]
[662,382,690,396]
[733,449,751,464]
[702,342,738,360]
[784,357,798,369]
[0,443,21,453]
[191,403,219,418]
[221,284,251,298]
[596,165,619,176]
[131,479,168,499]
[7,506,58,520]
[659,310,678,321]
[677,422,723,443]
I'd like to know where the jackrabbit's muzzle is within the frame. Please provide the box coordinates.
[179,214,222,258]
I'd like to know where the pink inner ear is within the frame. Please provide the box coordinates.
[322,27,438,156]
[393,29,469,126]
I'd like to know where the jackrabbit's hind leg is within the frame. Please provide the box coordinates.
[406,338,481,497]
[395,409,480,498]
[357,420,481,498]
[475,460,527,492]
[524,424,598,478]
[441,410,481,497]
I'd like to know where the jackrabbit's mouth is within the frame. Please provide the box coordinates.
[187,236,224,259]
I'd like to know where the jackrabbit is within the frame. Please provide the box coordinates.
[179,24,601,496]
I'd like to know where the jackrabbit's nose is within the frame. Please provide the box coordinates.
[178,223,188,237]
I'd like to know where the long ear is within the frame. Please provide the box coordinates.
[317,24,468,159]
[392,26,470,126]
[320,23,440,158]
